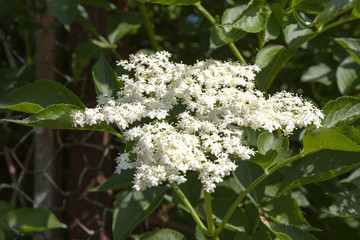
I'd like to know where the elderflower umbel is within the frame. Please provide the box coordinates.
[73,51,324,193]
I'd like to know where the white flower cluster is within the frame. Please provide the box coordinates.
[73,51,324,192]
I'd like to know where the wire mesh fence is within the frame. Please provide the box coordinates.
[0,124,119,239]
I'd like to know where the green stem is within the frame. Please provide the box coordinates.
[214,149,321,236]
[138,2,160,51]
[204,190,218,239]
[171,183,208,233]
[193,2,246,64]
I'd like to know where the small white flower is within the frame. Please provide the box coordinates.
[73,51,324,193]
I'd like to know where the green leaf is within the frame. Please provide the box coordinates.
[233,161,265,204]
[260,216,317,240]
[88,170,134,192]
[3,104,119,135]
[301,63,333,86]
[107,11,141,44]
[224,5,268,33]
[284,24,314,49]
[322,96,360,128]
[352,0,360,17]
[334,37,360,66]
[113,186,169,240]
[263,196,311,229]
[276,150,360,196]
[303,127,360,152]
[337,56,360,95]
[133,228,186,240]
[72,40,103,81]
[327,191,360,218]
[253,132,292,170]
[92,54,120,98]
[250,150,278,171]
[263,14,281,44]
[341,167,360,185]
[0,80,85,113]
[255,45,295,91]
[79,0,116,10]
[0,201,14,214]
[334,125,360,144]
[211,198,251,232]
[0,208,66,232]
[47,0,78,25]
[294,10,313,28]
[210,24,246,50]
[314,0,356,29]
[137,0,199,5]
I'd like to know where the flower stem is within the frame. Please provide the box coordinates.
[214,149,321,236]
[138,2,160,51]
[204,190,218,239]
[193,2,246,64]
[171,183,208,233]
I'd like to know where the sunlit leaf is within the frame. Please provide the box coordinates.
[133,228,187,240]
[334,37,360,66]
[322,96,360,128]
[327,191,360,218]
[336,56,360,95]
[0,80,85,113]
[0,208,66,232]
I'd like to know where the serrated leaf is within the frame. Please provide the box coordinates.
[327,190,360,218]
[263,196,311,229]
[276,150,360,196]
[231,5,268,33]
[93,54,120,98]
[255,45,295,91]
[322,96,360,128]
[233,161,265,204]
[210,24,246,50]
[113,186,169,240]
[47,0,78,25]
[303,127,360,152]
[137,0,199,5]
[88,170,134,192]
[0,208,66,232]
[260,216,317,240]
[134,228,186,240]
[3,104,119,135]
[0,80,85,113]
[337,56,360,95]
[334,37,360,66]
